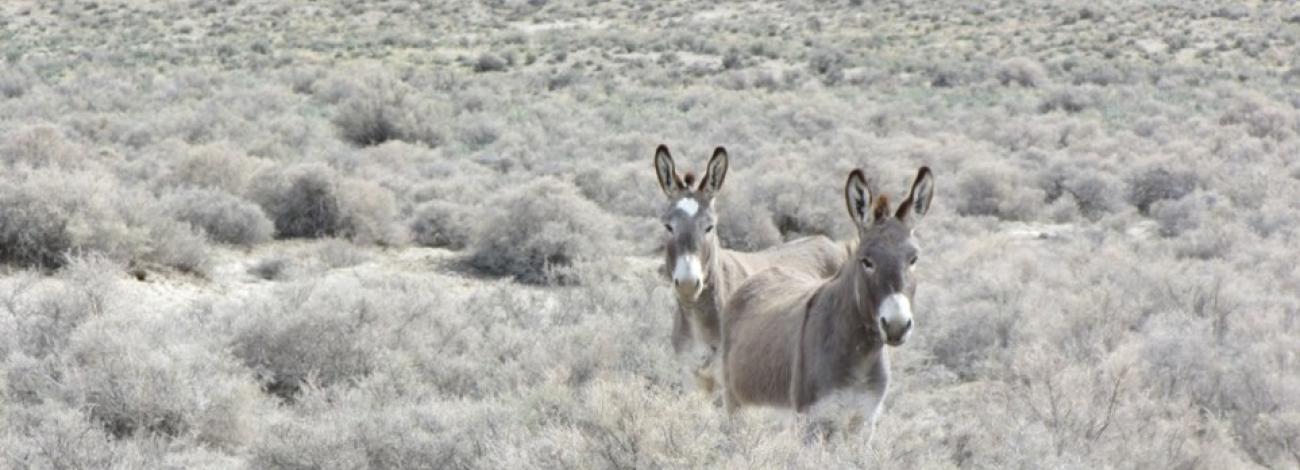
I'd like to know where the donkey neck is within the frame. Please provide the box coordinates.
[677,236,733,310]
[791,258,888,411]
[813,258,886,362]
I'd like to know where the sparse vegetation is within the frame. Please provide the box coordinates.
[1,0,1297,467]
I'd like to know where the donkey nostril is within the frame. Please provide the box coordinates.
[905,319,914,330]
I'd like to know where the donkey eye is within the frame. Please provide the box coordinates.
[909,255,919,266]
[860,258,874,271]
[664,224,674,233]
[704,225,715,234]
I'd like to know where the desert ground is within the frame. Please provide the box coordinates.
[1,0,1298,468]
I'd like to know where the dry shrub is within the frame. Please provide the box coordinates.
[729,162,845,242]
[1067,57,1133,86]
[1039,85,1100,113]
[927,61,984,88]
[566,376,727,468]
[140,218,211,274]
[3,256,266,452]
[250,385,518,469]
[573,162,661,220]
[410,200,476,250]
[248,256,294,281]
[474,53,509,73]
[68,309,268,446]
[468,177,619,284]
[995,57,1050,87]
[1125,164,1200,214]
[256,163,343,239]
[1062,169,1125,219]
[1219,90,1296,141]
[164,188,274,246]
[1150,190,1227,237]
[163,143,269,194]
[0,66,35,99]
[0,255,121,364]
[1245,199,1300,239]
[312,238,372,270]
[716,196,783,251]
[248,163,403,245]
[0,402,144,469]
[807,47,847,84]
[952,162,1045,220]
[1,123,85,168]
[0,168,209,272]
[329,69,447,148]
[225,279,384,398]
[0,180,73,269]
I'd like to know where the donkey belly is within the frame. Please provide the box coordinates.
[724,304,803,408]
[727,342,793,407]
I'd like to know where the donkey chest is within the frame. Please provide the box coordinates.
[680,297,722,346]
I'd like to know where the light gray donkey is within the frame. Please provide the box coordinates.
[721,166,934,440]
[653,144,845,394]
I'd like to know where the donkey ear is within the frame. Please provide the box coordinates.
[844,169,873,228]
[699,146,728,194]
[896,166,934,225]
[654,144,685,196]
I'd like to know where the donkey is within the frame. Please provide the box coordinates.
[721,166,934,440]
[653,144,845,394]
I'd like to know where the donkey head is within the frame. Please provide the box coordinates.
[843,167,934,346]
[654,144,728,301]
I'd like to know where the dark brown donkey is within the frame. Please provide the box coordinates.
[654,145,845,394]
[721,166,934,440]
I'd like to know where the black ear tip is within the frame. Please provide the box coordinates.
[918,166,932,178]
[656,144,671,155]
[713,146,728,156]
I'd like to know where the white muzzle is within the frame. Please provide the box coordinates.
[878,293,914,345]
[672,254,704,299]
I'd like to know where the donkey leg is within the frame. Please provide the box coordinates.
[680,347,710,393]
[693,366,716,394]
[672,307,701,392]
[856,385,887,447]
[670,307,691,355]
[722,377,741,414]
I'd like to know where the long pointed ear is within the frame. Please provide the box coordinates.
[699,146,728,194]
[654,144,685,197]
[896,166,934,225]
[844,169,873,229]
